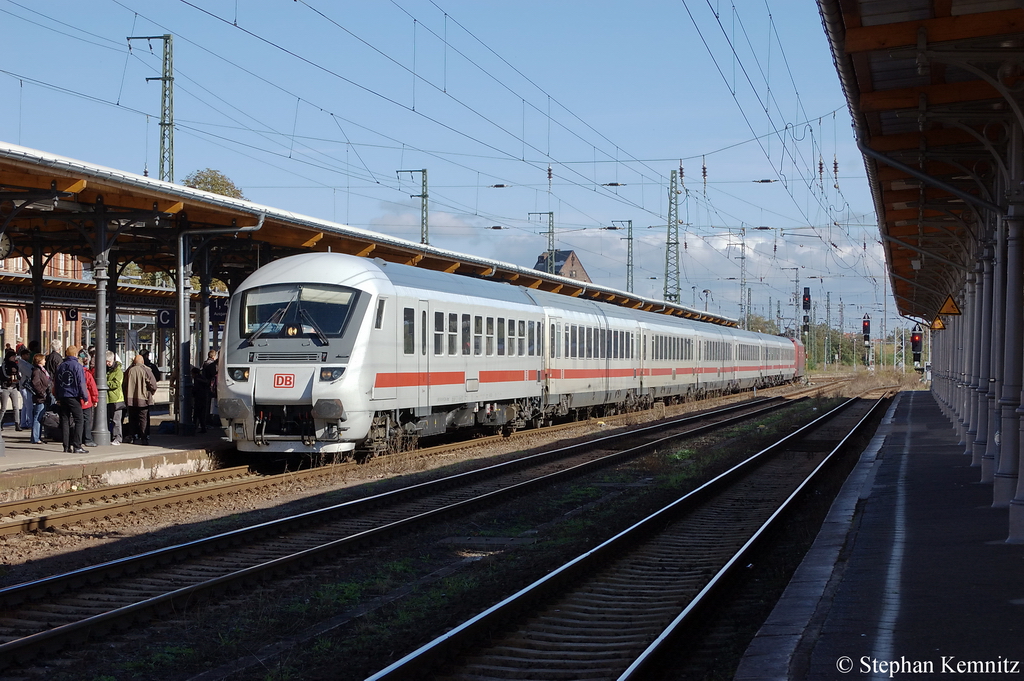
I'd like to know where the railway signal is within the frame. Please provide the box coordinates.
[802,288,810,333]
[911,324,923,365]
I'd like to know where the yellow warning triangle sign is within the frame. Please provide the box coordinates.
[938,295,961,316]
[932,317,945,330]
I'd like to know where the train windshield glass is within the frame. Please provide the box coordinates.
[240,283,359,340]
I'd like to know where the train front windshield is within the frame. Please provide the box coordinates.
[240,283,360,342]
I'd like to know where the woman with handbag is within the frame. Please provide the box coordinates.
[29,353,52,444]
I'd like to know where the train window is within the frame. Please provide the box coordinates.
[241,283,360,340]
[570,325,578,358]
[550,323,556,358]
[582,327,590,359]
[612,330,618,359]
[403,308,415,355]
[422,311,427,355]
[462,314,471,355]
[527,321,535,356]
[497,317,505,356]
[556,323,562,359]
[474,316,483,356]
[564,324,570,358]
[374,299,386,330]
[627,332,632,359]
[518,320,526,356]
[486,317,495,355]
[508,319,516,356]
[537,321,543,357]
[448,313,458,356]
[434,312,444,355]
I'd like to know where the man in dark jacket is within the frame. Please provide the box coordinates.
[54,344,88,453]
[45,339,63,379]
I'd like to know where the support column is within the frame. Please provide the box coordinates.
[965,271,982,460]
[974,242,994,471]
[200,249,211,361]
[28,231,44,348]
[176,230,194,435]
[90,202,111,446]
[983,216,1005,482]
[998,209,1024,508]
[957,282,972,445]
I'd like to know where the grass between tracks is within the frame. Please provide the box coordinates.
[58,397,839,681]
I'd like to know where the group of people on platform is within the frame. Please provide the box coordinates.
[0,340,219,453]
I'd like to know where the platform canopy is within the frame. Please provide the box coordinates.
[0,142,736,327]
[819,0,1024,321]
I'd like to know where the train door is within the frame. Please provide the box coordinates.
[372,297,397,401]
[546,316,561,398]
[417,300,429,412]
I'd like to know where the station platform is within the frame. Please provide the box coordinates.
[0,410,230,500]
[736,390,1024,679]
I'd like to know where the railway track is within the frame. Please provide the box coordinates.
[366,395,886,681]
[0,395,806,669]
[0,378,840,538]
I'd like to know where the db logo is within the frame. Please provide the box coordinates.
[273,374,295,389]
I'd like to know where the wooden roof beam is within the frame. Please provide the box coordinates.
[867,128,978,152]
[844,9,1024,53]
[860,80,1005,112]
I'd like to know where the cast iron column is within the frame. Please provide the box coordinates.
[974,241,994,470]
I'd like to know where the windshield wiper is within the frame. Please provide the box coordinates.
[246,290,300,346]
[300,308,329,345]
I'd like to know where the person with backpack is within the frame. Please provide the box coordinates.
[54,344,89,454]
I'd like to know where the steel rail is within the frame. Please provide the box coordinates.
[0,377,840,537]
[364,395,879,681]
[0,466,254,535]
[0,396,796,666]
[619,395,887,679]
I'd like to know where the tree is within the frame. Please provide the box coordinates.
[745,313,780,336]
[182,168,245,199]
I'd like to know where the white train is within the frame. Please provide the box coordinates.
[217,253,805,458]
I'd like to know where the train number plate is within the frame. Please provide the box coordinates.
[273,373,295,388]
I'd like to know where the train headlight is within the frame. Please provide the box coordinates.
[228,367,250,382]
[319,367,345,382]
[285,324,300,337]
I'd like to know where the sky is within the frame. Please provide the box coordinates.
[0,0,903,339]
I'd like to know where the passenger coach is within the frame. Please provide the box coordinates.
[218,253,803,459]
